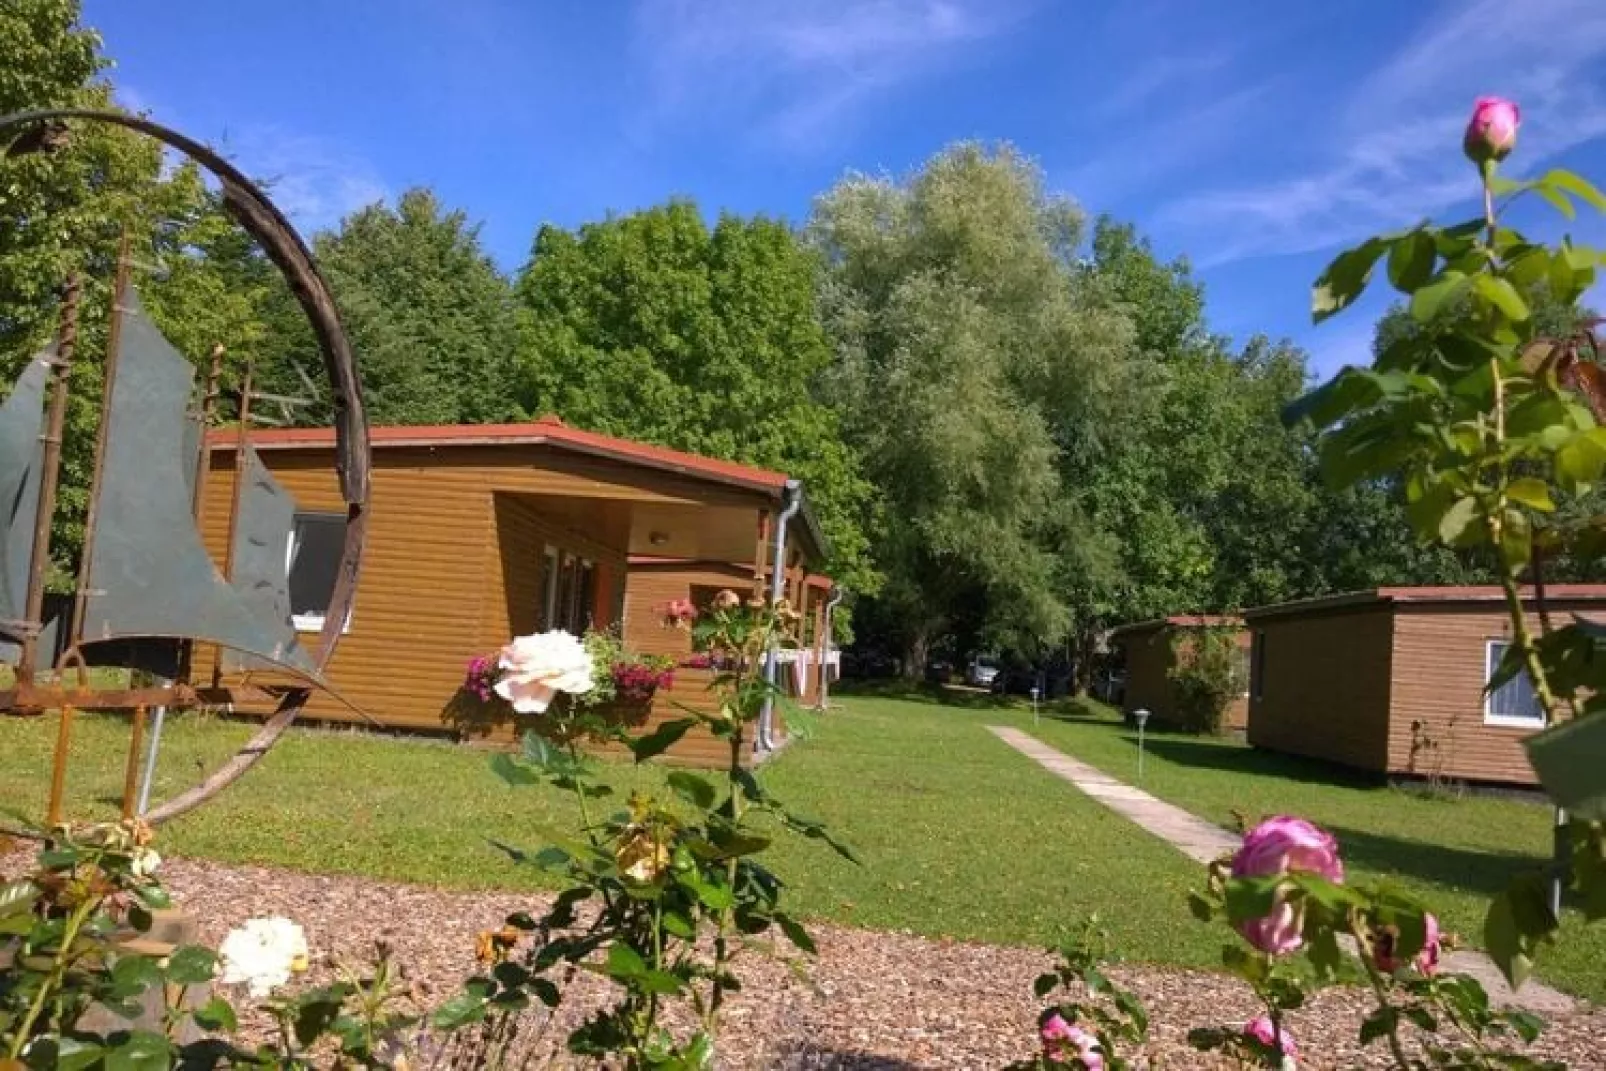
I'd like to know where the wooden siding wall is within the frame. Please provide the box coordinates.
[1116,627,1250,732]
[197,446,663,735]
[1246,606,1394,772]
[1385,604,1591,786]
[1116,629,1176,722]
[624,561,759,768]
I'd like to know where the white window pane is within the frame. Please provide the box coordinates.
[1486,641,1544,722]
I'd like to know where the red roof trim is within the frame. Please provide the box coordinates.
[1245,585,1606,621]
[1109,614,1243,638]
[210,416,790,493]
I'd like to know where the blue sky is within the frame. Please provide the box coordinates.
[86,0,1606,377]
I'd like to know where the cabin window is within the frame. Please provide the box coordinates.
[539,546,560,630]
[1250,630,1266,700]
[1485,640,1545,726]
[286,512,350,633]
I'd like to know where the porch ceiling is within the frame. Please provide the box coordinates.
[515,495,762,565]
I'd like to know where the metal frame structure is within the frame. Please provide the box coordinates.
[0,109,370,825]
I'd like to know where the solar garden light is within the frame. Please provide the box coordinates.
[1133,707,1151,781]
[1029,683,1040,726]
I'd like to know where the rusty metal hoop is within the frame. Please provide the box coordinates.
[0,108,370,824]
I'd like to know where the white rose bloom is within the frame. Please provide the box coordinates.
[130,847,161,878]
[494,630,596,714]
[218,917,310,998]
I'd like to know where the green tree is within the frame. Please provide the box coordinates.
[0,0,273,582]
[812,144,1137,672]
[257,188,521,426]
[515,200,877,597]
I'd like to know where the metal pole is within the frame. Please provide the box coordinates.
[1138,720,1145,780]
[1551,806,1569,918]
[121,704,147,820]
[136,704,167,816]
[45,702,76,826]
[18,273,81,688]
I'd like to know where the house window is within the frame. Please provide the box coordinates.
[538,550,596,635]
[1250,630,1266,700]
[539,546,559,630]
[1485,640,1545,726]
[286,512,350,633]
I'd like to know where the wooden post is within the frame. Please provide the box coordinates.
[753,510,771,598]
[213,361,254,686]
[71,234,133,647]
[121,704,147,820]
[812,592,827,706]
[17,274,81,688]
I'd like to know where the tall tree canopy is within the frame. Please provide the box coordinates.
[514,200,876,595]
[257,188,521,426]
[0,0,271,581]
[811,144,1138,669]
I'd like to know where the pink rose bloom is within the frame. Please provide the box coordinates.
[1231,816,1343,956]
[1376,912,1442,976]
[1464,96,1519,165]
[1040,1014,1103,1070]
[1244,1015,1297,1062]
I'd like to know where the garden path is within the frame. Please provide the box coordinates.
[986,726,1578,1016]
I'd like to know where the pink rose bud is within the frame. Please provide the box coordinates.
[1244,1015,1297,1059]
[1463,96,1519,165]
[1376,912,1442,976]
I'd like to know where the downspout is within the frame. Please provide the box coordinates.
[759,480,803,752]
[819,585,845,710]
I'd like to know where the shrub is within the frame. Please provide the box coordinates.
[1167,628,1241,735]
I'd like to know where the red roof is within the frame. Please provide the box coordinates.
[212,415,790,494]
[1110,614,1243,639]
[1246,585,1606,620]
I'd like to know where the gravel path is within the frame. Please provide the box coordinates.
[107,856,1606,1069]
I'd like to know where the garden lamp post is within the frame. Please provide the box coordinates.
[1029,684,1040,726]
[1133,707,1151,781]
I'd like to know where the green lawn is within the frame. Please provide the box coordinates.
[1022,699,1605,1002]
[3,693,1599,1000]
[0,700,1215,971]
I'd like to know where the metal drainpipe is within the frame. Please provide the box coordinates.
[819,586,845,710]
[759,480,803,752]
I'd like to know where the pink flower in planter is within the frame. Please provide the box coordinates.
[662,598,698,628]
[1040,1014,1103,1070]
[1376,912,1442,976]
[1231,816,1343,956]
[1244,1015,1297,1065]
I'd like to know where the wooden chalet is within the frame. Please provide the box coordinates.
[198,416,829,766]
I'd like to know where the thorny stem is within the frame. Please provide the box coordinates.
[6,890,100,1059]
[1350,917,1413,1071]
[1485,360,1564,727]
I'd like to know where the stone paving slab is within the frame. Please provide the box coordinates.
[987,725,1578,1016]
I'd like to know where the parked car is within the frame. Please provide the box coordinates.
[965,656,1001,688]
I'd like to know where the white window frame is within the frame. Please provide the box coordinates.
[285,513,353,635]
[1483,639,1545,728]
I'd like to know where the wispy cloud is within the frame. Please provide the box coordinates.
[218,125,389,233]
[1156,0,1606,266]
[631,0,1034,150]
[1062,81,1276,208]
